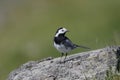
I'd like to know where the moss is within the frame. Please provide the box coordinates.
[105,67,120,80]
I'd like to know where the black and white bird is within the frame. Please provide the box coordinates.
[54,27,90,61]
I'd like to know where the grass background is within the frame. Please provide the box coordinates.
[0,0,120,80]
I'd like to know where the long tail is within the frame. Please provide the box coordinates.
[74,44,90,49]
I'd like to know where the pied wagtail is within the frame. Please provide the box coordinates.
[54,27,90,61]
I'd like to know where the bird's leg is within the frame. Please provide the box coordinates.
[64,53,68,62]
[60,53,64,63]
[61,53,64,58]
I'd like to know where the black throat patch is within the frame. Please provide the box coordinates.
[54,35,67,44]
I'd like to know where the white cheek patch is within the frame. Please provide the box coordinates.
[59,30,65,34]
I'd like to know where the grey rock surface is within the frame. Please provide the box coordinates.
[7,46,120,80]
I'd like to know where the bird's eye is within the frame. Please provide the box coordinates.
[62,30,64,32]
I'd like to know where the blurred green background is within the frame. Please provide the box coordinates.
[0,0,120,80]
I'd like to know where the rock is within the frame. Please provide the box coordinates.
[7,46,120,80]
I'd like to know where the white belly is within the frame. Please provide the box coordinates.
[54,42,71,53]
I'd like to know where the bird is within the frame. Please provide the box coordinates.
[54,27,90,62]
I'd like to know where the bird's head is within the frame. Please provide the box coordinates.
[55,27,68,37]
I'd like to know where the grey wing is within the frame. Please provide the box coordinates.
[62,39,75,49]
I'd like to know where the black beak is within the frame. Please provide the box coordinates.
[66,30,69,32]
